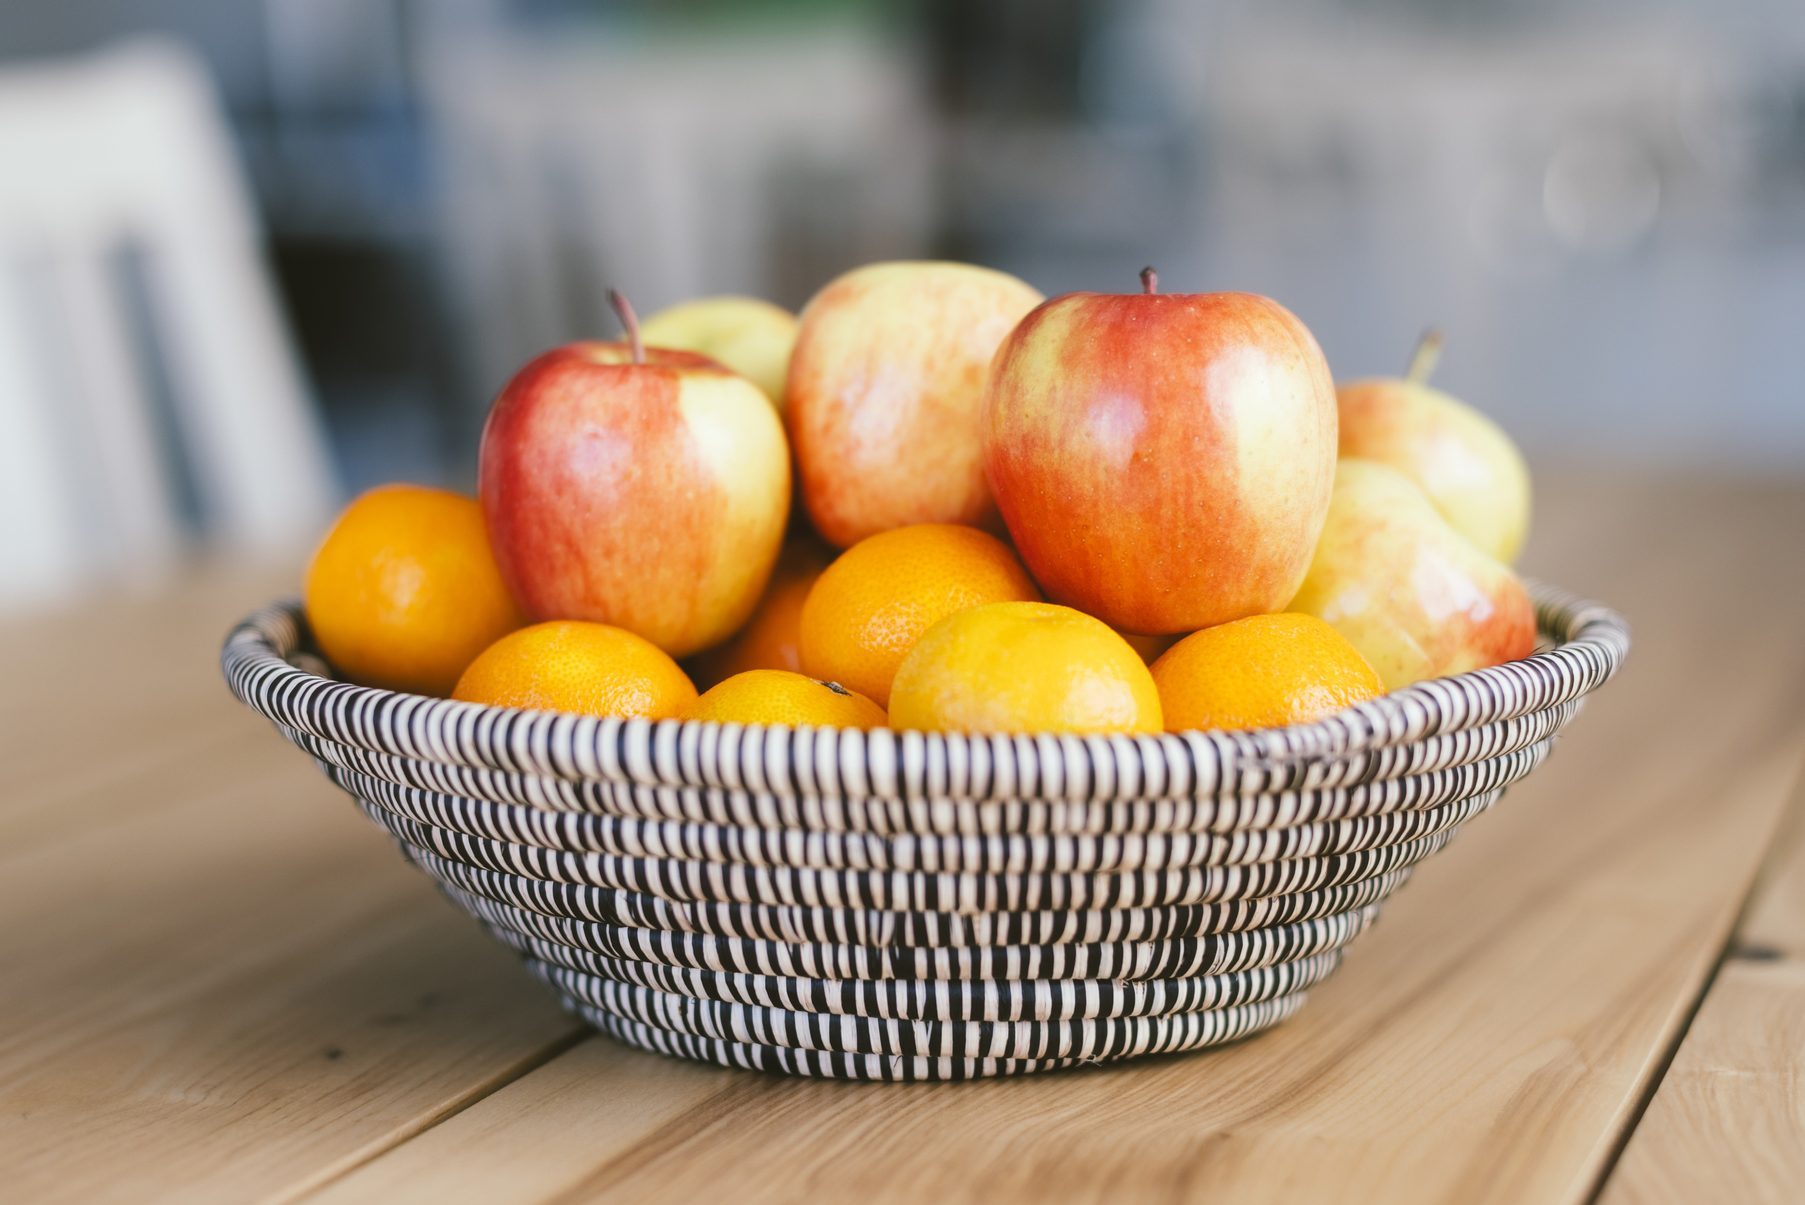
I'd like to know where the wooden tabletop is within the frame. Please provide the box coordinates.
[4,470,1803,1204]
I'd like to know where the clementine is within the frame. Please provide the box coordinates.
[680,669,884,729]
[452,621,696,719]
[304,484,523,695]
[887,602,1162,734]
[798,524,1039,707]
[1150,612,1383,732]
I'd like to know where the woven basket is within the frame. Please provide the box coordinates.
[222,584,1628,1080]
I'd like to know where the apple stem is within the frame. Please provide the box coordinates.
[1407,329,1443,384]
[1140,266,1159,295]
[609,289,645,365]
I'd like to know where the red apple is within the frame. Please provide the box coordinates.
[982,269,1338,635]
[479,292,790,657]
[787,261,1043,547]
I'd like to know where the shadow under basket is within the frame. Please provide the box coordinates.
[221,584,1628,1081]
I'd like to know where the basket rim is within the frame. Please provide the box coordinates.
[221,582,1628,802]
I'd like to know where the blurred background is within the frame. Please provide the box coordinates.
[1,0,1801,612]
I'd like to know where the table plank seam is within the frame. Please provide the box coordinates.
[1579,937,1737,1205]
[11,480,1805,1203]
[286,1026,591,1203]
[1583,752,1805,1204]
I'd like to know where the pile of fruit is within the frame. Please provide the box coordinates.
[304,262,1535,735]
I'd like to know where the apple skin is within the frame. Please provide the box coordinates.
[640,296,798,410]
[1289,458,1537,690]
[786,261,1043,548]
[479,342,790,658]
[1338,377,1531,563]
[982,289,1337,635]
[683,535,831,689]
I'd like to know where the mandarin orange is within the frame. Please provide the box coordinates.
[887,601,1161,734]
[798,524,1039,707]
[680,669,884,729]
[304,484,523,695]
[452,621,696,719]
[1150,612,1383,732]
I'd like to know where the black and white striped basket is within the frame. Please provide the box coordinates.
[222,585,1628,1081]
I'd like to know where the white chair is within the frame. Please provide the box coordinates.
[0,38,335,610]
[419,23,936,398]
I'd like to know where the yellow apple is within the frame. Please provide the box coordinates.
[1290,459,1536,690]
[1337,332,1531,563]
[786,261,1043,547]
[640,296,798,410]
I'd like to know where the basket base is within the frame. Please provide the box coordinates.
[575,992,1308,1081]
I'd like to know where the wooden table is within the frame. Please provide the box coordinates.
[4,471,1803,1203]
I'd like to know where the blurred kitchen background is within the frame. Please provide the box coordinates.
[2,0,1801,611]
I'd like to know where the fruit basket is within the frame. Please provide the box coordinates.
[222,581,1628,1081]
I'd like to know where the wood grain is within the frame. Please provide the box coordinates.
[1600,769,1805,1205]
[308,1040,750,1205]
[0,564,582,1204]
[304,474,1805,1204]
[3,560,291,849]
[1738,769,1805,961]
[5,474,1803,1204]
[1600,963,1805,1205]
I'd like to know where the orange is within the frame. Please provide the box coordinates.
[686,538,831,689]
[452,621,697,718]
[888,602,1162,734]
[1150,612,1384,733]
[680,669,885,729]
[304,484,523,695]
[799,524,1039,707]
